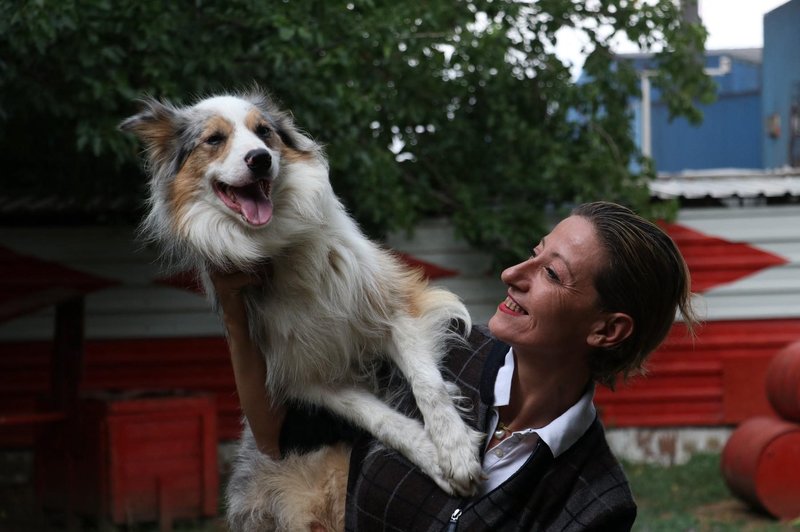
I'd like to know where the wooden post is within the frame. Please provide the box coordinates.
[51,295,85,414]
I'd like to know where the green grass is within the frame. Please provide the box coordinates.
[626,453,800,531]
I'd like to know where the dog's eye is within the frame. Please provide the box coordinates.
[206,133,226,146]
[255,125,272,139]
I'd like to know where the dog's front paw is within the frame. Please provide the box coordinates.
[435,425,484,497]
[411,434,457,495]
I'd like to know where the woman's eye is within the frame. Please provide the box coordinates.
[206,133,225,146]
[545,267,560,282]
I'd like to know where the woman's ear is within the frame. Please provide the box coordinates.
[587,313,634,348]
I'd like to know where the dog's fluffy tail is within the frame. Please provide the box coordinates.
[226,425,351,532]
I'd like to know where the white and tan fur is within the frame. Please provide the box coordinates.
[121,90,483,531]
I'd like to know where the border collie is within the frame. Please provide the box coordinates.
[121,89,482,531]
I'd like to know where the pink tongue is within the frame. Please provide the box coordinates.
[233,183,273,226]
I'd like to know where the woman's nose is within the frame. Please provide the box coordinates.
[501,258,533,285]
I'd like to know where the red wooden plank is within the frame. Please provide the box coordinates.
[82,370,233,389]
[602,413,726,427]
[597,387,723,404]
[0,411,65,426]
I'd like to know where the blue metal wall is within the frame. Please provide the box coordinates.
[647,53,763,173]
[762,0,800,169]
[651,87,761,172]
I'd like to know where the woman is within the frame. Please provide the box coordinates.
[214,201,697,531]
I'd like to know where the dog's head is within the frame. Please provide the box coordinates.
[121,90,328,269]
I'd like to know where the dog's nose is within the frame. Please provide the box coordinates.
[245,149,272,177]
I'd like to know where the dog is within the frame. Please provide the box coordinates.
[121,89,484,530]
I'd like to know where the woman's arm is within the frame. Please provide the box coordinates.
[209,270,285,458]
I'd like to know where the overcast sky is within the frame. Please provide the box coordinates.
[555,0,790,77]
[699,0,789,50]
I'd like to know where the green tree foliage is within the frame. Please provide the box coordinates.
[0,0,714,266]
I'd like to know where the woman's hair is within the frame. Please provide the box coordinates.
[572,201,698,388]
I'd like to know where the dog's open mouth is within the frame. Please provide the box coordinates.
[213,180,273,226]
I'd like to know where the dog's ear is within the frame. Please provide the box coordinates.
[120,98,184,169]
[242,89,317,155]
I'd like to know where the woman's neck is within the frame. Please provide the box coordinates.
[501,349,591,431]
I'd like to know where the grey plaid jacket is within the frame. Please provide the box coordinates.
[344,326,636,531]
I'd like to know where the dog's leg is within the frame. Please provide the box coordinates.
[297,385,457,494]
[388,319,485,496]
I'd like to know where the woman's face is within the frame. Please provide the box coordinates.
[488,215,608,359]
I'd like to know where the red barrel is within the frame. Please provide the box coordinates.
[766,341,800,421]
[721,416,800,520]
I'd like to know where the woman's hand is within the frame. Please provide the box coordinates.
[209,270,260,329]
[208,269,286,458]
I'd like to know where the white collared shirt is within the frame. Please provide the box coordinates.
[479,347,597,495]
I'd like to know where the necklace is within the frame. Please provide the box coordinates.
[493,421,512,440]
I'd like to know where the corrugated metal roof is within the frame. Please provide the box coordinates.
[650,168,800,200]
[617,47,762,64]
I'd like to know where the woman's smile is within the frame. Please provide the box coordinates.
[500,296,527,316]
